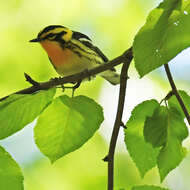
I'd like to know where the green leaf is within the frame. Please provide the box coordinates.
[157,107,188,181]
[34,95,104,162]
[168,90,190,118]
[144,106,168,147]
[133,0,190,77]
[0,88,56,139]
[132,185,170,190]
[124,100,160,177]
[144,104,188,181]
[0,146,24,190]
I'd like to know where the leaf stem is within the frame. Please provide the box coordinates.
[164,63,190,125]
[107,48,133,190]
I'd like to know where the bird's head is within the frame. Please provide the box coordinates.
[29,25,92,60]
[30,25,73,44]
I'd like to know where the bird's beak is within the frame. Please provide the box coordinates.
[29,38,41,42]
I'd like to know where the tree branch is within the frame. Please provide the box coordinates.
[24,72,40,86]
[107,49,133,190]
[164,63,190,125]
[0,47,133,190]
[0,48,132,101]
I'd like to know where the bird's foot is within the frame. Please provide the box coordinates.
[50,76,63,82]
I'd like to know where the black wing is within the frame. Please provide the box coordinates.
[81,40,116,72]
[72,31,115,71]
[72,31,108,61]
[81,40,108,62]
[72,31,92,41]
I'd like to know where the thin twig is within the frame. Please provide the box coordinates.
[24,73,40,86]
[164,63,190,125]
[0,48,132,101]
[107,48,133,190]
[159,90,174,105]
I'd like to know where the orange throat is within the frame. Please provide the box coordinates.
[40,41,72,67]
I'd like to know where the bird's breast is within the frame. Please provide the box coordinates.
[40,41,93,76]
[40,41,73,67]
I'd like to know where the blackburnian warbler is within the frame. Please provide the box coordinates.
[30,25,120,85]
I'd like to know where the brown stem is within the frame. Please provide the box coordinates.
[24,73,40,86]
[0,48,132,101]
[164,63,190,125]
[107,49,133,190]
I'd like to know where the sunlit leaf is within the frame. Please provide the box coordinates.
[124,100,160,177]
[133,0,190,77]
[0,88,56,139]
[0,146,24,190]
[132,185,170,190]
[34,95,104,162]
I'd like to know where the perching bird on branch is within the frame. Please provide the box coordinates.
[30,25,120,85]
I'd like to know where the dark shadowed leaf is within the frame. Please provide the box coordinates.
[144,103,188,181]
[168,90,190,118]
[124,100,160,177]
[144,106,168,147]
[157,107,188,181]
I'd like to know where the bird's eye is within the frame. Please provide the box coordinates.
[46,33,56,40]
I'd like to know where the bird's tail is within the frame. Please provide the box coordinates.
[100,70,120,85]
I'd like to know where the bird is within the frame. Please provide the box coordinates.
[30,25,120,85]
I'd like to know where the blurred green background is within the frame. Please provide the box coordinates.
[0,0,190,189]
